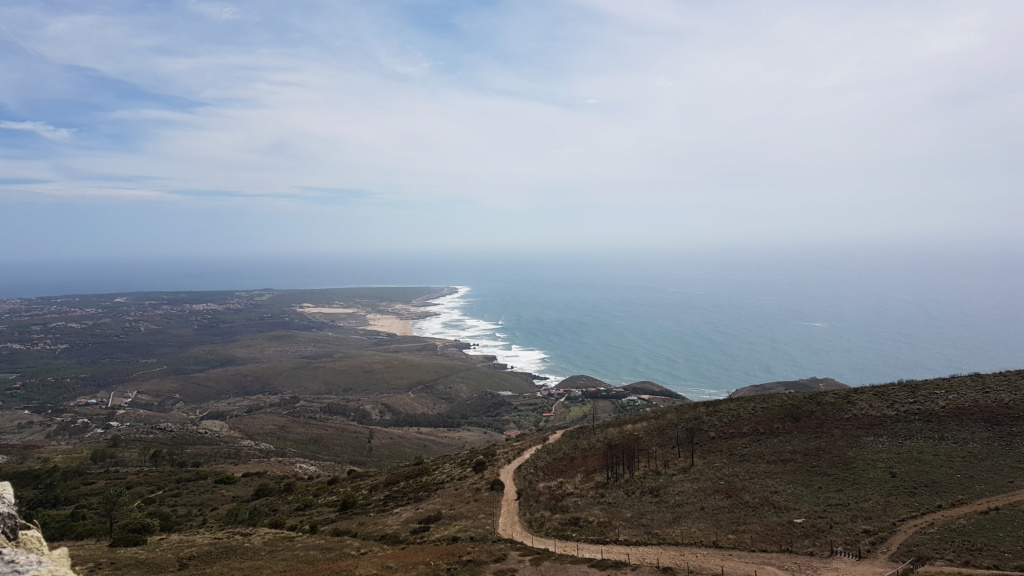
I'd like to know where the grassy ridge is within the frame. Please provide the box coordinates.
[517,370,1024,558]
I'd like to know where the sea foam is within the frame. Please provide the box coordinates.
[413,287,563,386]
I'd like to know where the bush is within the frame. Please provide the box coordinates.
[115,516,159,537]
[223,505,268,526]
[250,482,277,500]
[489,478,505,492]
[213,473,240,485]
[337,490,360,512]
[264,516,287,530]
[472,457,487,474]
[144,508,178,533]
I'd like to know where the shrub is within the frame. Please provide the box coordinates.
[337,490,360,512]
[212,473,240,485]
[223,505,268,526]
[144,508,178,533]
[472,457,487,474]
[264,516,287,530]
[250,482,277,500]
[115,516,159,537]
[489,478,505,492]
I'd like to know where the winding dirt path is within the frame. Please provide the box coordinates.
[874,488,1024,560]
[498,430,1024,576]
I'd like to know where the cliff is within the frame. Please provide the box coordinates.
[0,482,77,576]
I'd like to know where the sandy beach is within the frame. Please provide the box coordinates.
[364,314,414,336]
[296,306,414,336]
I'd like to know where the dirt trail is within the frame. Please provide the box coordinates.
[874,488,1024,560]
[498,430,1024,576]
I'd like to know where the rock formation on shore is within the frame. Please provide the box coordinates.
[620,380,691,400]
[728,377,848,398]
[0,481,77,576]
[553,375,613,390]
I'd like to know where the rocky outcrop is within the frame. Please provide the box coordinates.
[0,481,77,576]
[620,381,691,400]
[729,377,848,398]
[554,375,613,390]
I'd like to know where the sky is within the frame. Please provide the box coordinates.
[2,0,1023,263]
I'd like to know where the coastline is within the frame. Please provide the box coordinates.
[412,286,563,385]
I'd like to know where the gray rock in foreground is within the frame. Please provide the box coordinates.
[0,481,77,576]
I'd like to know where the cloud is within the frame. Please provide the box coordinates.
[0,120,73,141]
[1,0,1023,257]
[184,0,248,22]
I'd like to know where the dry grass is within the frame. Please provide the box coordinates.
[517,371,1024,561]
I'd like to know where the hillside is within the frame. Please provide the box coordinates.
[620,380,690,400]
[729,377,849,398]
[517,370,1024,573]
[553,375,612,390]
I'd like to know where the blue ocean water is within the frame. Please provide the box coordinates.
[3,246,1023,399]
[409,249,1024,399]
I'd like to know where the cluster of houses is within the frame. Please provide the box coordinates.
[69,390,137,409]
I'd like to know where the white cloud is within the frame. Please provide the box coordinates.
[1,0,1023,254]
[185,0,246,22]
[0,120,73,141]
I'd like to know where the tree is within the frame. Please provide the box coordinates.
[149,449,167,468]
[100,487,128,540]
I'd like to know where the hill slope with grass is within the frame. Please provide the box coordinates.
[517,370,1024,572]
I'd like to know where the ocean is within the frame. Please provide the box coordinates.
[3,245,1023,400]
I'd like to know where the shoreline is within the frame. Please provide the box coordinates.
[412,286,564,386]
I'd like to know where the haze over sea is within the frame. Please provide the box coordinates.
[4,245,1023,400]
